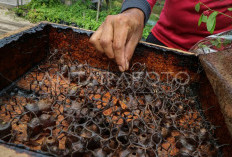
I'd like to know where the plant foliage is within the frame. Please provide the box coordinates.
[14,0,152,38]
[195,1,232,34]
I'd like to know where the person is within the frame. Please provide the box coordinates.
[89,0,232,72]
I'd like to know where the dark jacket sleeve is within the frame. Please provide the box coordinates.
[121,0,152,24]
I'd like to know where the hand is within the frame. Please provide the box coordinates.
[89,8,144,72]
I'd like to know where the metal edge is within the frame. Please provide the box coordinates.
[0,23,46,48]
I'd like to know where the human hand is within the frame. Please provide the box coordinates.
[89,8,144,72]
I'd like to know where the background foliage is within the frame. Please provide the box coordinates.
[13,0,162,39]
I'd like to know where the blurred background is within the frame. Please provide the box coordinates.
[0,0,165,39]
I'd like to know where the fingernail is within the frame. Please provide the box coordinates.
[126,60,129,70]
[119,66,124,72]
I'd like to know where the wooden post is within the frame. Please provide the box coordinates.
[17,0,19,8]
[96,0,100,22]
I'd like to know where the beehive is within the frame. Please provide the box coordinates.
[0,22,231,157]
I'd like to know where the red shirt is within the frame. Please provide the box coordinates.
[147,0,232,51]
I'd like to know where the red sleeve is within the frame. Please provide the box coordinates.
[147,0,157,10]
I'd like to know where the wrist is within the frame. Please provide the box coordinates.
[120,0,151,24]
[122,8,145,27]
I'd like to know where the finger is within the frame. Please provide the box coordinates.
[99,17,114,59]
[113,19,129,72]
[89,24,104,53]
[124,36,140,70]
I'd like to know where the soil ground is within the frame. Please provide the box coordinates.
[0,5,31,37]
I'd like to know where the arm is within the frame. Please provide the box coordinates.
[89,0,157,72]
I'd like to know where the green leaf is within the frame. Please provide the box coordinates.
[198,14,209,26]
[210,39,217,46]
[223,39,231,46]
[210,38,222,48]
[198,14,203,26]
[202,15,208,23]
[207,11,218,33]
[228,8,232,11]
[209,19,216,34]
[216,38,222,48]
[195,3,201,12]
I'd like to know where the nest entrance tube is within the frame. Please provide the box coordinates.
[0,22,231,156]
